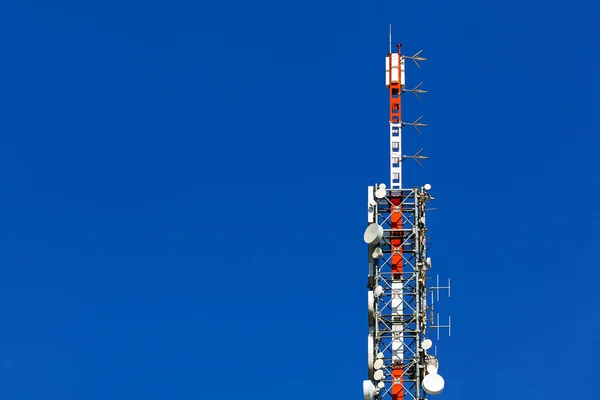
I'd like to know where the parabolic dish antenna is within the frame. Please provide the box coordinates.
[372,247,383,259]
[373,369,384,381]
[424,183,432,190]
[422,339,432,350]
[422,373,445,395]
[373,359,384,370]
[375,188,386,199]
[373,285,384,298]
[364,224,384,245]
[363,380,375,400]
[377,381,385,389]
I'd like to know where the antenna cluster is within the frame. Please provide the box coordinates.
[362,29,451,400]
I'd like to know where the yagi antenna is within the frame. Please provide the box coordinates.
[402,115,428,134]
[403,50,427,68]
[402,148,429,168]
[403,82,427,100]
[432,314,452,340]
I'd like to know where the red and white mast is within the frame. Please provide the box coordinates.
[386,42,404,190]
[363,31,450,400]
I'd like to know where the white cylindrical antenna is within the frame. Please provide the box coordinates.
[363,380,376,400]
[368,334,374,379]
[368,291,375,327]
[426,364,438,374]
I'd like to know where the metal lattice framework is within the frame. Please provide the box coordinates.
[366,187,433,400]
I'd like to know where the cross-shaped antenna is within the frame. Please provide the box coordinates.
[402,148,429,168]
[432,314,451,340]
[430,275,451,302]
[403,50,427,68]
[402,82,427,100]
[402,116,428,134]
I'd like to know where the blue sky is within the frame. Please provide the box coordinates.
[0,0,599,398]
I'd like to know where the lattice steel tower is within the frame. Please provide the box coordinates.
[362,34,450,400]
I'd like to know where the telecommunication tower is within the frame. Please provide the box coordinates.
[362,30,451,400]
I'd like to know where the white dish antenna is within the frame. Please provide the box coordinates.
[375,188,387,199]
[363,380,376,400]
[364,224,384,245]
[377,381,385,389]
[424,183,432,190]
[373,285,384,298]
[373,359,384,370]
[372,247,383,259]
[422,373,444,395]
[373,369,384,381]
[421,339,432,350]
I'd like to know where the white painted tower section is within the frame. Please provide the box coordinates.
[387,55,405,190]
[390,124,402,190]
